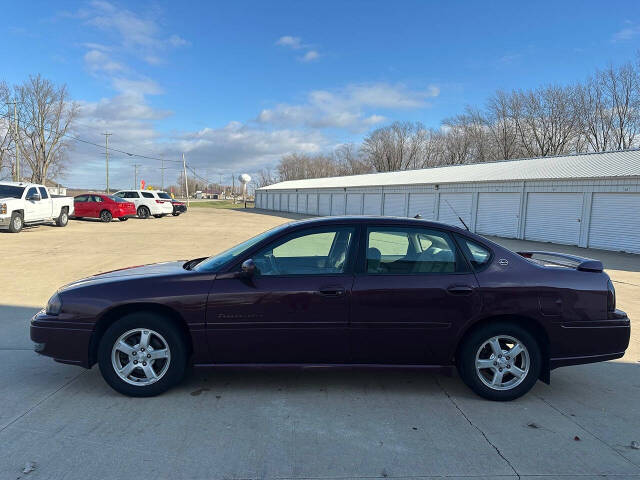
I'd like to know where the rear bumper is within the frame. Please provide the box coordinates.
[549,310,631,369]
[30,310,92,368]
[173,205,187,214]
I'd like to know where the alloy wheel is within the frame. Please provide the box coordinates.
[475,335,529,391]
[111,328,171,386]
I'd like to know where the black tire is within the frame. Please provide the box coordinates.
[97,312,188,397]
[137,206,150,219]
[100,210,113,223]
[119,217,129,222]
[172,212,180,216]
[9,212,23,233]
[153,214,162,218]
[56,208,69,227]
[457,322,541,401]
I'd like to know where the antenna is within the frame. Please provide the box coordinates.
[442,199,469,230]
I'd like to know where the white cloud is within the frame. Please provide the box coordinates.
[258,82,438,131]
[84,49,124,73]
[276,35,303,49]
[276,34,322,63]
[168,34,190,47]
[300,50,320,62]
[612,23,640,42]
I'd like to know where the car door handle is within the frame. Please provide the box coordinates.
[447,285,474,295]
[319,287,346,297]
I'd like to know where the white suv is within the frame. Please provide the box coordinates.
[113,190,173,218]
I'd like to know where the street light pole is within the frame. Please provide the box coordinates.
[103,133,112,193]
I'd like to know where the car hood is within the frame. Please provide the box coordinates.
[59,260,189,291]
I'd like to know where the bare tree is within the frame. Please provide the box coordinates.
[511,85,580,157]
[360,121,428,172]
[333,143,372,175]
[14,74,78,183]
[604,63,640,149]
[0,81,14,180]
[486,90,522,160]
[256,168,278,187]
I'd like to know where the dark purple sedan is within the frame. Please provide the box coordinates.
[31,216,630,400]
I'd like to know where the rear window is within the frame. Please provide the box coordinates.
[108,195,129,203]
[157,192,171,199]
[141,192,154,198]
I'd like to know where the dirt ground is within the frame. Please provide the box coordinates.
[1,207,639,479]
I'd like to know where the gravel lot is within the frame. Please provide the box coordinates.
[1,208,639,480]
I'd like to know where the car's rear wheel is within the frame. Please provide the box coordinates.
[137,206,150,219]
[100,210,113,223]
[9,212,23,233]
[56,208,69,227]
[172,212,180,216]
[153,214,162,218]
[97,312,188,397]
[457,322,541,401]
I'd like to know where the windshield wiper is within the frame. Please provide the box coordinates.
[183,257,206,270]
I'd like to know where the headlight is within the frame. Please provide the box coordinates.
[45,293,63,316]
[0,204,6,215]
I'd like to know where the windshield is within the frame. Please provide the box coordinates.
[157,192,172,199]
[194,225,288,272]
[0,185,25,199]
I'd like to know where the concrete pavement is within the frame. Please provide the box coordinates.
[1,209,639,479]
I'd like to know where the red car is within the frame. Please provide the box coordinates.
[73,194,137,222]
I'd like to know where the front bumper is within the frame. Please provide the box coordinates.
[30,310,93,368]
[0,215,11,227]
[549,310,631,369]
[173,204,187,214]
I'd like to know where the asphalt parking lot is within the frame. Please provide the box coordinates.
[1,208,639,480]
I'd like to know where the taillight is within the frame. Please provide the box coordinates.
[607,279,616,312]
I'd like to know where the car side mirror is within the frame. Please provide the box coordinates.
[241,258,256,277]
[27,193,41,201]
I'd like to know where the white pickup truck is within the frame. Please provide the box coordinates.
[0,181,75,233]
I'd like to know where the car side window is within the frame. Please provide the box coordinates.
[75,195,87,202]
[142,192,154,198]
[252,227,355,276]
[26,187,38,200]
[114,192,125,198]
[366,226,460,274]
[457,237,491,270]
[93,195,103,203]
[124,192,139,198]
[39,187,49,199]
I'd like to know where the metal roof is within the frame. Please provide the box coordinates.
[259,149,640,190]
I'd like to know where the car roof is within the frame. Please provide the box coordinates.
[281,215,470,233]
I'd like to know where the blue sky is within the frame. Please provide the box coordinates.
[3,0,640,188]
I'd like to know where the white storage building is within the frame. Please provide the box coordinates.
[256,150,640,254]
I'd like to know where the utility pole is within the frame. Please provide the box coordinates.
[182,153,190,206]
[160,158,165,191]
[232,173,236,204]
[103,133,112,193]
[133,164,141,190]
[6,101,20,181]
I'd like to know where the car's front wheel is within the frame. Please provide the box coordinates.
[458,322,541,401]
[97,313,188,397]
[137,206,150,219]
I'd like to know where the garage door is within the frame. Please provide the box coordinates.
[346,194,362,215]
[331,194,345,215]
[307,194,318,215]
[272,194,279,211]
[268,194,274,210]
[588,193,640,253]
[524,193,583,245]
[363,194,382,215]
[297,194,307,214]
[438,193,472,228]
[383,193,406,216]
[408,193,435,219]
[288,193,297,213]
[319,194,331,216]
[281,194,288,212]
[476,193,521,238]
